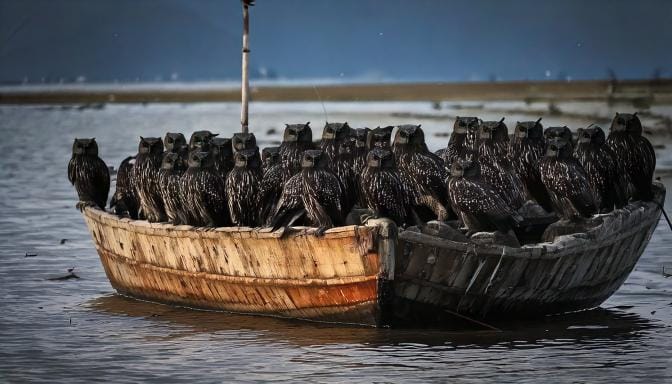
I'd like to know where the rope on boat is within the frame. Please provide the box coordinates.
[654,202,672,231]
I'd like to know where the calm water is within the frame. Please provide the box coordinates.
[1,103,671,383]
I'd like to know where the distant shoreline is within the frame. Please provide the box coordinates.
[1,79,671,105]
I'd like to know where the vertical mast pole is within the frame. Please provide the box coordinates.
[240,0,253,134]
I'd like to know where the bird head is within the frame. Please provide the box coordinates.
[72,138,98,156]
[138,136,164,155]
[209,137,233,158]
[450,158,480,178]
[188,151,211,169]
[322,122,351,140]
[189,130,218,151]
[453,116,479,135]
[164,132,186,152]
[479,118,507,142]
[545,137,572,158]
[232,132,257,153]
[367,126,394,150]
[301,149,325,169]
[611,112,642,136]
[515,118,543,140]
[283,122,312,143]
[234,147,261,168]
[367,148,395,169]
[161,152,180,171]
[394,124,424,145]
[580,125,606,146]
[262,146,280,167]
[353,128,370,148]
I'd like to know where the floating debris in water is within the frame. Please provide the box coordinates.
[47,268,80,281]
[60,239,68,244]
[25,252,37,257]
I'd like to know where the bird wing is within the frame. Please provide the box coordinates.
[270,174,304,229]
[67,157,76,185]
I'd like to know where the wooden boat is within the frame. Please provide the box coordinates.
[82,183,665,327]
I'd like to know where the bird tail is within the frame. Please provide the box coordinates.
[270,208,306,231]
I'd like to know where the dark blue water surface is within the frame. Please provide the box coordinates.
[0,104,671,383]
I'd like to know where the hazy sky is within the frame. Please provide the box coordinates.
[1,0,671,84]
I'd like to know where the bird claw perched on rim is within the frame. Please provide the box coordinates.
[76,201,95,212]
[314,227,328,237]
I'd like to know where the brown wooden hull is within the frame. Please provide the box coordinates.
[82,184,664,327]
[83,211,396,326]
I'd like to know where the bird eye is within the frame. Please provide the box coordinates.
[518,126,525,132]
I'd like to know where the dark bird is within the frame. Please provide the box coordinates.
[478,118,509,161]
[180,151,230,227]
[366,126,394,150]
[393,124,452,221]
[109,155,138,219]
[261,146,280,173]
[360,148,408,226]
[320,122,351,165]
[210,137,234,179]
[232,132,257,154]
[606,112,656,201]
[279,122,313,182]
[269,173,306,229]
[509,119,553,211]
[68,138,110,210]
[477,119,526,210]
[188,130,218,152]
[158,152,185,224]
[575,125,627,211]
[226,148,263,227]
[443,117,480,167]
[164,132,188,171]
[351,128,370,175]
[539,138,598,220]
[544,126,574,151]
[258,153,285,226]
[333,136,358,214]
[447,158,523,235]
[132,137,166,222]
[300,150,345,231]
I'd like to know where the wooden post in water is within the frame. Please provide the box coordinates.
[240,0,253,134]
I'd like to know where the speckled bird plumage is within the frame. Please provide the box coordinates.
[444,117,480,167]
[540,138,598,220]
[448,158,523,234]
[333,136,358,213]
[279,122,314,182]
[575,125,627,212]
[164,132,189,171]
[210,137,234,179]
[180,151,230,227]
[258,158,284,226]
[132,137,166,222]
[319,122,351,165]
[360,148,408,226]
[606,113,656,201]
[68,138,110,210]
[110,155,138,218]
[158,152,185,224]
[478,118,509,161]
[509,119,553,211]
[270,173,306,229]
[393,124,452,221]
[226,147,263,227]
[261,146,280,174]
[300,150,345,228]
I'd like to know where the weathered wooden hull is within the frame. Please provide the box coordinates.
[82,184,664,327]
[393,183,665,324]
[84,212,396,326]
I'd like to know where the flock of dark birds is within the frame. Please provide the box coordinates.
[68,112,656,242]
